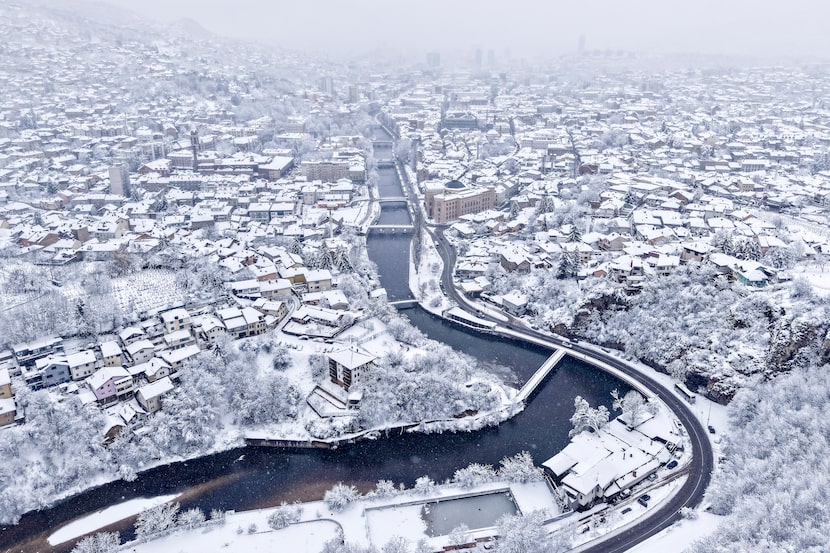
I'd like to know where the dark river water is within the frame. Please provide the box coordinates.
[0,131,625,552]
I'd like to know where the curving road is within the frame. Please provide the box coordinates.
[428,227,714,553]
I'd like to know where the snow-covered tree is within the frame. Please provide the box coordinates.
[134,502,180,539]
[566,222,582,243]
[498,452,544,483]
[324,483,360,512]
[372,479,397,499]
[611,389,646,426]
[691,362,830,552]
[177,507,206,530]
[414,475,436,495]
[141,366,223,455]
[495,511,565,553]
[536,195,557,214]
[453,463,498,487]
[556,253,575,280]
[70,532,120,553]
[569,396,609,437]
[448,523,472,547]
[267,502,302,530]
[381,536,409,553]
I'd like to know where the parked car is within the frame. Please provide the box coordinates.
[708,425,716,434]
[666,460,678,470]
[638,496,648,507]
[646,472,657,481]
[621,507,632,514]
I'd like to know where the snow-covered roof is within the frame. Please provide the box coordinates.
[126,339,155,356]
[137,376,174,401]
[66,349,96,368]
[158,345,201,364]
[328,346,376,370]
[100,341,121,358]
[87,366,131,391]
[0,397,16,416]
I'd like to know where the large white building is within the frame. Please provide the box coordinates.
[108,163,130,196]
[327,346,376,392]
[542,412,678,510]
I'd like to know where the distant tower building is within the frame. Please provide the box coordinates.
[426,52,441,68]
[318,76,335,95]
[108,163,130,196]
[487,49,495,67]
[190,129,199,171]
[578,35,586,55]
[348,85,360,103]
[474,49,482,68]
[410,136,420,172]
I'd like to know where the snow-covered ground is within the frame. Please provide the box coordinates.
[628,511,722,553]
[47,494,180,545]
[61,268,190,315]
[133,515,339,553]
[411,228,452,315]
[791,262,830,297]
[126,480,558,553]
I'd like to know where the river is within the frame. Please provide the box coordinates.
[0,131,626,553]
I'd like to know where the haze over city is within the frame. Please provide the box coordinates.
[88,0,830,59]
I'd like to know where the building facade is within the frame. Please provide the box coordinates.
[425,180,496,224]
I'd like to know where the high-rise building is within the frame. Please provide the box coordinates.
[190,129,199,171]
[474,49,482,68]
[487,49,495,67]
[318,76,335,95]
[426,52,441,68]
[108,163,130,196]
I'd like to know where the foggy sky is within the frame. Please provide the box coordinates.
[95,0,830,61]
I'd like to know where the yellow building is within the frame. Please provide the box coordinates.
[425,180,496,224]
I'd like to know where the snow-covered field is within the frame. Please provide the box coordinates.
[60,267,190,315]
[792,262,830,297]
[132,515,340,553]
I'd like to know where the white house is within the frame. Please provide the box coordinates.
[160,308,191,334]
[327,346,376,391]
[131,358,173,383]
[306,269,333,292]
[158,344,201,370]
[67,349,98,381]
[136,376,175,414]
[100,341,123,366]
[542,416,675,510]
[163,329,195,350]
[125,339,156,365]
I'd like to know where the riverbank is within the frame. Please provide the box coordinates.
[117,479,561,553]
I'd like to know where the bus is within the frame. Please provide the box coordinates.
[674,382,696,403]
